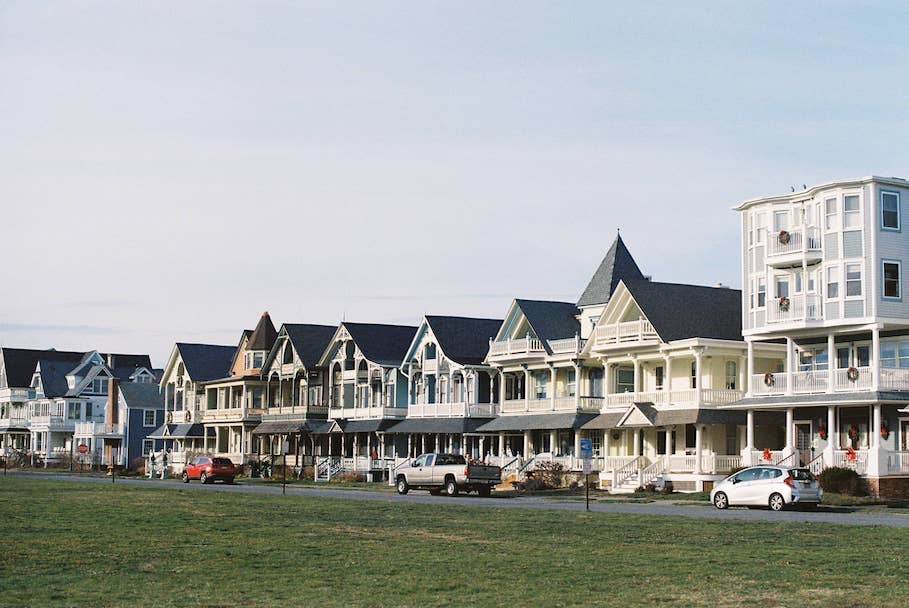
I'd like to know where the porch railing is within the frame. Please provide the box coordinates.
[766,293,823,324]
[594,319,658,347]
[887,452,909,474]
[610,455,645,489]
[765,226,821,257]
[880,368,909,391]
[488,337,545,357]
[834,367,872,391]
[547,336,586,355]
[833,450,867,475]
[603,388,743,408]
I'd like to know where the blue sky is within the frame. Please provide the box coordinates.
[1,1,908,365]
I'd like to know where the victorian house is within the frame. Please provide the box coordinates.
[253,322,337,470]
[153,342,235,471]
[390,315,502,460]
[733,176,909,495]
[313,322,416,479]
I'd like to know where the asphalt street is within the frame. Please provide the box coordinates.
[7,471,909,528]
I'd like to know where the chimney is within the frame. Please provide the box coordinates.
[107,353,115,368]
[107,377,119,425]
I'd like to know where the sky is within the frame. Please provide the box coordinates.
[2,1,909,366]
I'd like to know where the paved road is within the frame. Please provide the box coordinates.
[7,472,909,528]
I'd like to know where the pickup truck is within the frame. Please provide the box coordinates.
[395,453,501,497]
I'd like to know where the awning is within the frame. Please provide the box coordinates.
[147,423,209,439]
[582,406,785,430]
[331,419,402,434]
[252,420,304,435]
[385,417,493,435]
[475,413,597,433]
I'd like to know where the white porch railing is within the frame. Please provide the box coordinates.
[791,371,828,394]
[750,373,789,396]
[807,453,826,476]
[201,407,264,422]
[500,397,592,413]
[751,450,788,465]
[328,406,406,420]
[610,455,645,489]
[765,226,822,257]
[547,336,586,355]
[887,452,909,474]
[881,368,909,391]
[602,388,743,408]
[488,337,545,357]
[833,450,868,475]
[594,319,658,347]
[408,402,497,418]
[834,367,873,391]
[766,293,823,324]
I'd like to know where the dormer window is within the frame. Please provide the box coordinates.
[85,376,109,395]
[246,352,265,369]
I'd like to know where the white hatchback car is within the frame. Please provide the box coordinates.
[710,466,822,511]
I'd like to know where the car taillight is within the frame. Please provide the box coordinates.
[783,475,795,488]
[464,466,470,476]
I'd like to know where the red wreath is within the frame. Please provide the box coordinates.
[845,447,857,462]
[778,230,791,245]
[881,425,890,440]
[848,425,858,440]
[818,428,828,440]
[762,447,773,462]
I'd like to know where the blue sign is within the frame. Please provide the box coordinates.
[579,438,593,458]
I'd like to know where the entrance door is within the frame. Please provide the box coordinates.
[795,423,812,465]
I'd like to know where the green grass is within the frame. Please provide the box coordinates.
[1,477,907,608]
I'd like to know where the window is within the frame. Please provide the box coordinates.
[143,439,154,456]
[655,366,664,390]
[837,347,851,369]
[845,264,862,297]
[533,371,548,399]
[884,261,902,299]
[857,346,870,367]
[826,267,840,299]
[566,369,576,397]
[882,191,901,230]
[67,402,81,420]
[690,361,697,389]
[757,277,766,308]
[143,410,156,427]
[843,194,861,229]
[755,212,766,244]
[775,276,790,298]
[588,368,604,397]
[882,342,898,368]
[725,361,737,390]
[773,210,790,232]
[616,367,635,393]
[825,197,838,231]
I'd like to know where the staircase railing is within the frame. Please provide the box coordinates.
[638,456,667,488]
[611,455,644,490]
[806,453,826,476]
[315,456,344,482]
[516,456,536,479]
[774,452,797,467]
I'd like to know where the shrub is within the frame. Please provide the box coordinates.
[818,467,867,496]
[332,471,360,483]
[533,461,566,488]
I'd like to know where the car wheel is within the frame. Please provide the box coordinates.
[478,485,492,498]
[181,471,189,483]
[712,491,728,510]
[200,472,208,484]
[396,477,409,495]
[445,478,458,497]
[769,492,785,511]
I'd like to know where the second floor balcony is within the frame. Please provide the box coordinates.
[765,293,823,325]
[74,421,124,436]
[593,319,659,350]
[602,388,743,409]
[750,367,909,397]
[408,402,497,418]
[200,407,265,423]
[500,395,602,414]
[765,226,822,268]
[329,405,406,420]
[0,388,35,402]
[488,336,545,359]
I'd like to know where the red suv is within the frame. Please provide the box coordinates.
[182,457,236,484]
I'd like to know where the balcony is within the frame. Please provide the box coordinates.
[750,366,909,396]
[262,405,329,419]
[765,226,822,268]
[500,396,600,413]
[602,388,743,408]
[420,359,438,374]
[74,421,124,437]
[488,337,546,359]
[0,388,35,402]
[200,407,265,422]
[547,336,586,355]
[407,402,497,418]
[593,319,659,349]
[0,415,28,429]
[765,293,823,325]
[328,406,406,420]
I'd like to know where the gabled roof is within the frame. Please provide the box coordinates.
[35,354,86,397]
[248,312,278,351]
[0,348,85,388]
[175,343,236,382]
[623,280,743,342]
[514,299,580,345]
[228,330,254,372]
[341,323,418,367]
[119,383,164,409]
[577,234,645,307]
[283,324,338,369]
[424,316,503,366]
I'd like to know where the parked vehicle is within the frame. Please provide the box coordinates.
[710,466,821,511]
[182,457,237,484]
[395,453,501,497]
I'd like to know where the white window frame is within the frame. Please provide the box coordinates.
[844,263,863,298]
[826,266,840,300]
[843,193,862,230]
[756,277,766,308]
[143,410,156,427]
[824,197,839,232]
[143,439,155,456]
[882,260,902,300]
[882,191,901,231]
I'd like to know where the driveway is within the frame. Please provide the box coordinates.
[9,472,909,527]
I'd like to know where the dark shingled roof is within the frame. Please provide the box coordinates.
[175,343,236,382]
[248,312,278,351]
[1,348,85,388]
[147,423,209,439]
[582,408,784,429]
[476,413,597,432]
[283,324,338,369]
[425,316,503,365]
[334,418,402,433]
[577,234,645,307]
[386,417,493,434]
[106,354,154,379]
[514,300,581,347]
[36,356,85,397]
[343,323,418,367]
[624,280,743,342]
[119,383,164,409]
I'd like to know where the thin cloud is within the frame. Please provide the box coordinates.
[0,323,121,334]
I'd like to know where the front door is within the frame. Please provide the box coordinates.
[795,423,812,465]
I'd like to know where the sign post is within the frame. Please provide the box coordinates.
[3,447,9,476]
[77,443,88,475]
[580,438,593,512]
[282,439,290,495]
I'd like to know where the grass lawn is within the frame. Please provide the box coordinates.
[1,477,906,607]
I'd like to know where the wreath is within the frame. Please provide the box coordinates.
[846,367,859,382]
[881,424,890,440]
[763,372,775,387]
[845,446,857,462]
[184,410,192,423]
[847,425,858,440]
[778,230,791,245]
[778,296,791,312]
[818,428,828,440]
[762,447,773,462]
[166,411,173,424]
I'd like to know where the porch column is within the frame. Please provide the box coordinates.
[694,349,704,406]
[353,435,359,462]
[573,364,581,409]
[499,369,506,406]
[872,327,881,391]
[872,403,882,449]
[632,356,640,399]
[693,425,703,474]
[498,432,505,465]
[421,434,426,455]
[746,341,755,394]
[523,367,530,411]
[573,430,581,464]
[603,428,611,457]
[824,405,837,467]
[549,365,557,410]
[663,354,672,396]
[523,430,532,458]
[632,429,640,457]
[785,338,794,395]
[743,409,755,465]
[869,403,884,477]
[479,436,485,461]
[785,408,794,452]
[447,435,453,453]
[738,355,746,393]
[406,434,412,458]
[550,429,558,455]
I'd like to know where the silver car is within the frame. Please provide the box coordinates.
[711,466,822,511]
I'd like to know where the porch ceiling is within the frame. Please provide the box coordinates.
[386,417,493,435]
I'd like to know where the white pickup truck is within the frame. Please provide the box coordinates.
[395,453,501,497]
